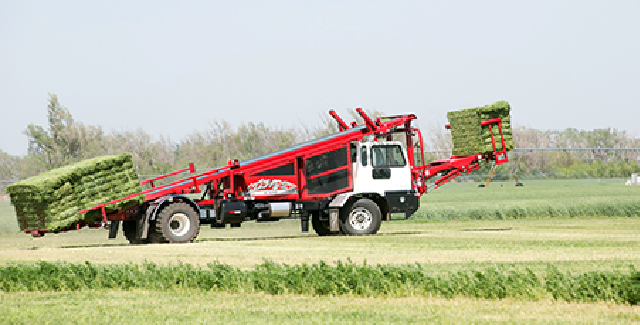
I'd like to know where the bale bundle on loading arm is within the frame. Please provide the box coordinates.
[6,153,143,232]
[447,101,515,156]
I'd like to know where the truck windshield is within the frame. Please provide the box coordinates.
[371,145,406,167]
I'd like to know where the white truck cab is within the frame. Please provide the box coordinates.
[324,140,419,235]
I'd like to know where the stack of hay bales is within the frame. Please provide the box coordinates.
[7,153,143,232]
[447,101,515,156]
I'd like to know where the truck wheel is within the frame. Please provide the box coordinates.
[340,198,381,235]
[155,203,200,243]
[122,220,147,244]
[145,205,167,244]
[311,211,339,236]
[147,219,169,244]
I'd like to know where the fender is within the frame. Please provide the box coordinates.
[328,192,355,208]
[329,192,385,208]
[329,192,389,223]
[140,195,201,239]
[150,195,200,220]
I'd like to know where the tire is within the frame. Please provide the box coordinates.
[122,220,147,245]
[147,219,169,244]
[145,205,167,244]
[311,211,339,236]
[155,202,200,243]
[340,198,381,235]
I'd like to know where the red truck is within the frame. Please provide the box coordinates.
[73,108,509,244]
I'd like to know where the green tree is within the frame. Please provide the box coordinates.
[23,94,78,169]
[23,94,105,170]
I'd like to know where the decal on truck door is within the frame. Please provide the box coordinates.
[248,179,298,195]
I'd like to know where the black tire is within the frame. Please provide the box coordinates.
[122,220,147,244]
[147,219,169,244]
[145,205,167,244]
[340,198,382,235]
[155,202,200,243]
[311,211,339,236]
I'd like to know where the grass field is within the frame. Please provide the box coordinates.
[415,179,640,220]
[0,202,17,234]
[2,291,638,323]
[0,218,638,272]
[0,179,639,322]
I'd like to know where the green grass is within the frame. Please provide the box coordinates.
[416,179,640,220]
[1,260,638,305]
[0,203,18,234]
[2,290,638,324]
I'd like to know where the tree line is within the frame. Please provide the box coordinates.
[1,94,639,187]
[0,94,345,182]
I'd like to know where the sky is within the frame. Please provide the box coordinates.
[1,0,639,156]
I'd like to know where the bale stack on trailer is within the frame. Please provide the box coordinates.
[6,153,143,232]
[447,101,514,156]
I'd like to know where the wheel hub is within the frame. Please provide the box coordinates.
[168,212,190,237]
[348,207,373,231]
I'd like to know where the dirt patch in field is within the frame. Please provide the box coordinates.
[0,195,9,202]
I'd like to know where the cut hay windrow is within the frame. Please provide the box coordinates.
[0,261,637,305]
[447,101,515,156]
[6,153,143,231]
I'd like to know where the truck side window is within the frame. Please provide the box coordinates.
[351,144,357,164]
[306,147,348,194]
[307,147,347,177]
[371,145,406,167]
[361,146,368,166]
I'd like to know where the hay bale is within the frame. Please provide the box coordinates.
[6,153,143,232]
[447,101,515,156]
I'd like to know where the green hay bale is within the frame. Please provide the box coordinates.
[6,153,144,232]
[447,101,515,156]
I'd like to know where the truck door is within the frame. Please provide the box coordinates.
[353,142,412,195]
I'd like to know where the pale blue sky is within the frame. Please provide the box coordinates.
[1,0,638,156]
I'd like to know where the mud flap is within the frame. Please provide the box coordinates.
[139,211,150,239]
[108,221,120,239]
[329,208,340,232]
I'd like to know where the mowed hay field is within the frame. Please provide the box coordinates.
[0,179,639,323]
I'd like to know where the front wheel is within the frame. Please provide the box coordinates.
[155,202,200,243]
[340,198,381,235]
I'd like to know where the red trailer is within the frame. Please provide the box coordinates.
[68,108,510,244]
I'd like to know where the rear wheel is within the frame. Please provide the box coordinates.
[340,198,381,235]
[155,202,200,243]
[147,219,169,244]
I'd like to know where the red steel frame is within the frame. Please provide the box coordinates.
[24,109,510,236]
